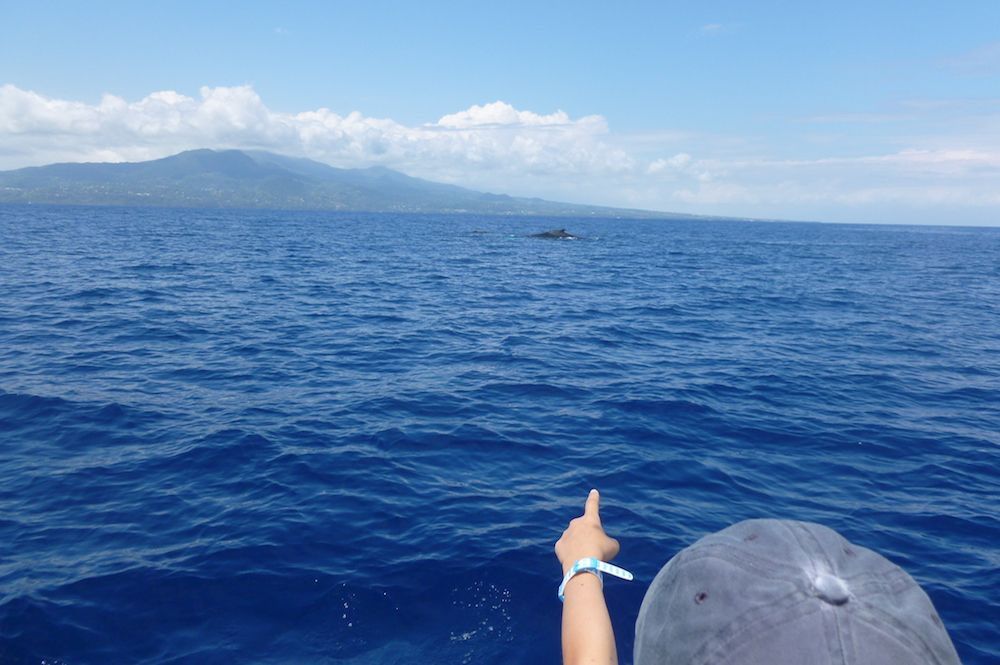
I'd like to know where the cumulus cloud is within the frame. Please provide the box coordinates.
[2,83,1000,223]
[0,84,631,189]
[436,101,593,129]
[647,153,691,173]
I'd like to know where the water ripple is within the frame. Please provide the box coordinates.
[0,206,997,664]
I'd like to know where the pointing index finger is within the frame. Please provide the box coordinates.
[584,488,601,523]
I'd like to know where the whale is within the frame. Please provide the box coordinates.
[530,228,581,240]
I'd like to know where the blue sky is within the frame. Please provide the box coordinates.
[2,1,999,224]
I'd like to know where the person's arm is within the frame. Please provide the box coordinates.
[554,489,621,665]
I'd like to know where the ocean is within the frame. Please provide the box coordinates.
[0,205,997,664]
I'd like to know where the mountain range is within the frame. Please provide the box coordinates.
[0,149,683,218]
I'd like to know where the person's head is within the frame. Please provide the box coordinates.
[635,519,960,665]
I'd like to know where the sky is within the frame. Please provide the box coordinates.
[2,1,999,225]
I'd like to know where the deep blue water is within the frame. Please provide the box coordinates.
[0,205,997,664]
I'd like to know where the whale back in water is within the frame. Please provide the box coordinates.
[530,228,581,239]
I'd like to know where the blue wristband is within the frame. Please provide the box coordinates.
[558,557,634,602]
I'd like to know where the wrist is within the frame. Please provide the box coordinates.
[558,557,635,602]
[561,568,603,600]
[559,558,604,601]
[561,552,604,575]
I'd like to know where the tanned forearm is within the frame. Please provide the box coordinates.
[555,489,621,665]
[561,572,618,665]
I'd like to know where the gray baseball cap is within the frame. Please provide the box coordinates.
[634,519,960,665]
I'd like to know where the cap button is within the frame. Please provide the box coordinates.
[812,574,850,605]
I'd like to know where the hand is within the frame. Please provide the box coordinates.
[555,489,621,575]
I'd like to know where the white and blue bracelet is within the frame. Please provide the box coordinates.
[558,557,634,602]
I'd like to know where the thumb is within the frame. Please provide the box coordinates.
[584,488,601,524]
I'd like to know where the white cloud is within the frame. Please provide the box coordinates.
[435,101,588,128]
[0,84,632,191]
[649,148,1000,219]
[646,152,717,183]
[647,153,691,173]
[2,83,1000,224]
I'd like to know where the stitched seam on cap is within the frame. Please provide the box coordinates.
[677,543,805,581]
[791,520,838,572]
[832,594,850,665]
[854,600,954,664]
[848,567,912,594]
[691,593,819,665]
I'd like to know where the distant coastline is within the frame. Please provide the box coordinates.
[0,149,733,220]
